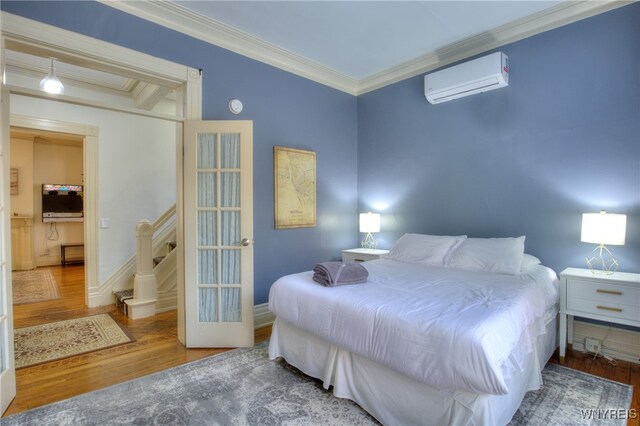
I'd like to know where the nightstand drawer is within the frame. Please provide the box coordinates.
[566,278,640,304]
[342,252,378,262]
[341,249,389,263]
[566,297,640,322]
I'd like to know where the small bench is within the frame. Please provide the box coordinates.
[60,243,84,267]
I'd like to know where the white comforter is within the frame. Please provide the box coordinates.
[268,259,558,395]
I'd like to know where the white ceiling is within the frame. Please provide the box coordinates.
[5,1,624,96]
[175,1,563,80]
[106,0,618,93]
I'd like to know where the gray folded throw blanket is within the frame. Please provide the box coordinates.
[313,261,369,286]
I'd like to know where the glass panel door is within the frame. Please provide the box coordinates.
[183,121,253,347]
[196,132,243,324]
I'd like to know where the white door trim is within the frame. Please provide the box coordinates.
[1,12,201,343]
[10,115,99,305]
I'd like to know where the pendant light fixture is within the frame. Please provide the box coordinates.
[39,58,64,94]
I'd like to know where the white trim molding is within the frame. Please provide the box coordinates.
[571,320,640,365]
[356,0,633,94]
[10,114,100,307]
[1,12,187,89]
[101,0,357,95]
[101,0,630,96]
[254,303,275,330]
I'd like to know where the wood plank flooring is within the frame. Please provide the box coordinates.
[4,265,639,425]
[4,265,269,417]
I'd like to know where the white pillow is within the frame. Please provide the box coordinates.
[448,236,526,275]
[520,253,541,272]
[387,233,467,266]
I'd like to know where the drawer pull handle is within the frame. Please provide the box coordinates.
[354,259,365,262]
[597,289,623,296]
[596,305,622,313]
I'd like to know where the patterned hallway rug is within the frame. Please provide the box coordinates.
[14,314,135,369]
[12,268,60,304]
[2,343,633,426]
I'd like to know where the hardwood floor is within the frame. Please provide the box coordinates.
[4,265,270,417]
[4,265,639,424]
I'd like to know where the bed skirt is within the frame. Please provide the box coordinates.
[269,313,558,426]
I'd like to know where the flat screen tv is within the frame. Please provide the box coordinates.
[42,184,84,222]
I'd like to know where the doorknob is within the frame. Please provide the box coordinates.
[240,238,251,247]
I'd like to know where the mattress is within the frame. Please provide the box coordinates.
[269,259,559,395]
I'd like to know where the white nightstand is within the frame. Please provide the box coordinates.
[558,267,640,364]
[342,248,389,263]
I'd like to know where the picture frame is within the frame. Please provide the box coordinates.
[10,168,18,195]
[274,146,316,229]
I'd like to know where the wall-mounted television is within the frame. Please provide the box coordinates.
[42,184,84,222]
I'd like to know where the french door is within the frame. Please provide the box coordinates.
[183,121,254,347]
[0,87,16,413]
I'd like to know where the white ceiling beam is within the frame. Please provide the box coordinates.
[132,82,173,111]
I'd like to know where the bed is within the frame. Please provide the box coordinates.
[268,234,559,425]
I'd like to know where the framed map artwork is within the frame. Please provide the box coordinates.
[274,146,316,229]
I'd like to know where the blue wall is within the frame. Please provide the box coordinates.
[4,1,639,303]
[357,3,640,274]
[2,1,359,304]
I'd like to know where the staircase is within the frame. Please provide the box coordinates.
[114,241,176,317]
[112,206,177,319]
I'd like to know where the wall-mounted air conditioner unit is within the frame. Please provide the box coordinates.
[424,52,509,104]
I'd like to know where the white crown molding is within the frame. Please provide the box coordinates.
[356,0,632,94]
[1,11,188,89]
[100,0,630,96]
[100,0,358,95]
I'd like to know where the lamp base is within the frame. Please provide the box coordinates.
[361,233,377,250]
[586,244,618,275]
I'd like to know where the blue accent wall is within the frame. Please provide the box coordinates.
[2,1,359,304]
[357,3,640,274]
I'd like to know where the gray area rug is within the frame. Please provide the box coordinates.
[3,344,633,426]
[510,363,633,426]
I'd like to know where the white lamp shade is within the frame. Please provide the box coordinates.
[581,211,626,245]
[359,212,380,233]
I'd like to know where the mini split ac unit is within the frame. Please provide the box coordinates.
[424,52,509,104]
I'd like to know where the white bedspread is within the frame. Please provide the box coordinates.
[268,259,558,395]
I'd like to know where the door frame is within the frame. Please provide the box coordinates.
[9,115,98,305]
[1,12,202,336]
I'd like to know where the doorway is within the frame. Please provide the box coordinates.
[8,116,99,306]
[9,126,86,306]
[1,12,202,414]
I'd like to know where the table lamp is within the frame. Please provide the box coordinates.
[581,210,626,274]
[359,212,380,250]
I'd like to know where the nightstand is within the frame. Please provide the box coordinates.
[342,248,389,263]
[558,267,640,364]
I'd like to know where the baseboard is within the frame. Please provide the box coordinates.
[572,320,640,364]
[254,303,275,329]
